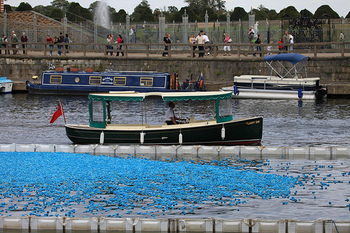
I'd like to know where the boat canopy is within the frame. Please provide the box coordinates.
[89,91,233,102]
[264,53,310,65]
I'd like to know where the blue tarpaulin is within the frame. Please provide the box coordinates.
[264,53,310,65]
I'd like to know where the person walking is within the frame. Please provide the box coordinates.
[224,33,231,56]
[21,32,28,55]
[46,35,54,56]
[283,31,289,51]
[116,34,124,56]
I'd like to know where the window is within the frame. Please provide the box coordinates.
[91,101,104,123]
[89,76,101,85]
[50,75,62,84]
[114,77,126,86]
[140,77,153,86]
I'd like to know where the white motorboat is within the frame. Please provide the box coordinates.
[221,53,327,100]
[0,77,13,94]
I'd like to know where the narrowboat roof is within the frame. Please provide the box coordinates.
[89,91,233,102]
[43,70,169,75]
[264,53,310,65]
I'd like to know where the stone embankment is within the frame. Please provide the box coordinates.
[1,53,349,96]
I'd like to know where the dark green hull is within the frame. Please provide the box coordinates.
[65,117,263,145]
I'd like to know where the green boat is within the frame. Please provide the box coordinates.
[65,91,263,145]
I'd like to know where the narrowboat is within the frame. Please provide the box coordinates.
[221,53,327,100]
[65,91,263,145]
[0,77,13,94]
[27,69,204,95]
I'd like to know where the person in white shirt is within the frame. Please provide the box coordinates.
[165,102,184,125]
[202,33,211,55]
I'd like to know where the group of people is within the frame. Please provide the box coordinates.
[186,30,212,58]
[106,34,124,56]
[0,31,28,55]
[46,33,70,56]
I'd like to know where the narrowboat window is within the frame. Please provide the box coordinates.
[91,101,104,123]
[114,77,126,85]
[140,77,153,86]
[218,98,232,119]
[50,75,62,84]
[89,76,102,85]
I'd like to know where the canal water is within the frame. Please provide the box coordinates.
[0,94,350,222]
[1,93,350,146]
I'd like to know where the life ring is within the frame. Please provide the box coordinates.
[200,80,204,89]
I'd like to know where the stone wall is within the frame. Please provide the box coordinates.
[1,56,349,95]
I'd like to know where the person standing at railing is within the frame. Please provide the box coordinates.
[53,36,59,55]
[189,34,196,57]
[106,34,113,56]
[253,34,262,57]
[65,34,70,53]
[21,32,28,55]
[162,33,171,57]
[196,31,205,58]
[46,35,54,56]
[278,38,283,53]
[11,32,18,55]
[339,31,345,41]
[289,32,294,51]
[58,32,64,55]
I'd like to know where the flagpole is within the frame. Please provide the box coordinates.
[59,100,66,123]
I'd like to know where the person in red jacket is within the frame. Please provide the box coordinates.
[278,38,283,53]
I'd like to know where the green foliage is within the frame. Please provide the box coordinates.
[67,2,93,22]
[313,5,340,19]
[168,7,199,23]
[112,9,127,23]
[277,6,301,19]
[230,7,248,21]
[49,7,64,20]
[50,0,69,11]
[16,2,33,11]
[131,0,154,22]
[199,7,218,21]
[300,9,313,18]
[346,11,350,18]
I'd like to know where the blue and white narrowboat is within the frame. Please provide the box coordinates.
[26,68,204,95]
[0,77,13,94]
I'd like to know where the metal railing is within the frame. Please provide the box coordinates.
[1,41,349,58]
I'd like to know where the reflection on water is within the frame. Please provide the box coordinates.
[0,94,350,146]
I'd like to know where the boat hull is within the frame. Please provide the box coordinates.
[0,78,13,94]
[65,117,263,146]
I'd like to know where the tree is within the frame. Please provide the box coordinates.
[185,0,226,16]
[168,6,179,14]
[314,5,340,19]
[346,11,350,18]
[16,2,33,11]
[300,9,313,18]
[230,7,248,21]
[168,7,199,22]
[278,6,301,19]
[49,8,64,20]
[199,6,218,21]
[51,0,69,12]
[67,2,93,22]
[4,4,12,12]
[112,9,127,23]
[131,0,154,22]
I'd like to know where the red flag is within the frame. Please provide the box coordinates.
[50,103,63,123]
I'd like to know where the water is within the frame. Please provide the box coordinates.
[1,94,350,221]
[1,94,350,146]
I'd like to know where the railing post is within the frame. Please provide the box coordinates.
[237,44,241,58]
[314,44,317,57]
[146,44,149,57]
[125,44,128,57]
[168,45,171,58]
[213,44,217,58]
[341,42,345,57]
[83,44,86,57]
[190,44,194,58]
[44,43,47,56]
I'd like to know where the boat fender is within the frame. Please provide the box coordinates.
[221,125,225,140]
[179,132,183,144]
[140,132,146,144]
[200,80,204,89]
[99,131,105,144]
[234,85,238,95]
[298,88,303,98]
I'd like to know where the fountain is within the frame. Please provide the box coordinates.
[95,0,110,29]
